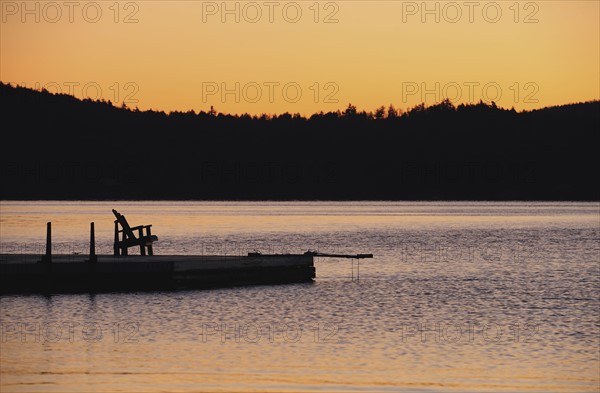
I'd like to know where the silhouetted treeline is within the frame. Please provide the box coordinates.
[1,82,598,200]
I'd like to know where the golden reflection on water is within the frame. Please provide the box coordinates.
[1,201,597,253]
[1,201,599,392]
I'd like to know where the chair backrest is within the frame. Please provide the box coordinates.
[112,209,136,239]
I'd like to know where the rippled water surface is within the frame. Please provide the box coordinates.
[1,201,599,392]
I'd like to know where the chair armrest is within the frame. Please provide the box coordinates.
[130,225,152,230]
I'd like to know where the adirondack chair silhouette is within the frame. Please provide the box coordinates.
[112,209,158,256]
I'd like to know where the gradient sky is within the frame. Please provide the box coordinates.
[1,0,598,115]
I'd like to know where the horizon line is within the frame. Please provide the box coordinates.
[3,81,599,119]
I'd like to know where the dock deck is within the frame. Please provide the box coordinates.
[0,253,316,293]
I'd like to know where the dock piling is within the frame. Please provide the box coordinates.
[89,222,97,263]
[42,222,52,263]
[114,221,119,256]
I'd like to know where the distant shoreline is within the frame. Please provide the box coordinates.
[2,83,599,201]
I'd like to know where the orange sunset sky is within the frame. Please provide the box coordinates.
[1,0,598,115]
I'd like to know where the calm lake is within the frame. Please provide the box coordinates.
[1,201,599,392]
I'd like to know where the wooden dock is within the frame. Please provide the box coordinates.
[0,211,373,293]
[0,253,317,293]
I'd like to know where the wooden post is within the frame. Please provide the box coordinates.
[114,221,119,256]
[89,222,97,263]
[43,222,52,263]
